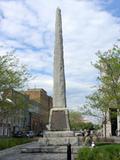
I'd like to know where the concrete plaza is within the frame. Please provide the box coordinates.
[0,142,76,160]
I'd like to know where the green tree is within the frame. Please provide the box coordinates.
[0,51,29,135]
[69,111,95,130]
[0,53,28,93]
[94,45,120,109]
[0,52,29,112]
[85,90,110,138]
[69,111,83,130]
[85,45,120,138]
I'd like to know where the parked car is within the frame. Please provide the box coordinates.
[25,131,35,138]
[13,131,25,137]
[75,131,84,136]
[37,131,43,137]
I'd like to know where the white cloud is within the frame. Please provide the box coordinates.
[16,50,53,73]
[27,74,53,93]
[0,0,120,109]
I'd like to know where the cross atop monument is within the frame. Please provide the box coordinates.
[49,8,70,131]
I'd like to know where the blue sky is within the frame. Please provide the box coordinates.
[98,0,120,17]
[0,0,120,112]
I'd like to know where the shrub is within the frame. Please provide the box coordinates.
[76,144,120,160]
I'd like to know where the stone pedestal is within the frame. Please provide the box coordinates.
[49,108,70,131]
[38,131,82,146]
[44,131,74,137]
[38,137,81,146]
[38,130,81,146]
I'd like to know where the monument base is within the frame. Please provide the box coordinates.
[38,136,82,146]
[38,131,82,146]
[21,145,82,153]
[49,108,70,131]
[44,131,74,137]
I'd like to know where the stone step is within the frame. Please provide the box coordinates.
[43,131,74,137]
[38,137,83,146]
[21,146,82,154]
[111,136,120,143]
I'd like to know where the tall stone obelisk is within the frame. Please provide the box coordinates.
[53,8,66,108]
[49,8,70,131]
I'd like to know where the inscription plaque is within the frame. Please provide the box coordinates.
[51,110,67,131]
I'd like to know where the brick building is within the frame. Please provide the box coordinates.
[0,89,30,136]
[0,89,44,136]
[0,88,52,136]
[25,88,53,128]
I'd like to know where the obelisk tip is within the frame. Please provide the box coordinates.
[56,7,61,13]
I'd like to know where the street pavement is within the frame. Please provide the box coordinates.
[0,142,76,160]
[0,152,71,160]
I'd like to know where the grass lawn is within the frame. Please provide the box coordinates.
[76,144,120,160]
[0,137,32,150]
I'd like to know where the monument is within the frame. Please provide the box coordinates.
[38,8,77,144]
[21,8,82,153]
[49,7,70,131]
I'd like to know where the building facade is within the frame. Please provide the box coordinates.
[103,108,120,137]
[0,89,30,136]
[25,88,53,129]
[0,88,53,136]
[0,88,50,136]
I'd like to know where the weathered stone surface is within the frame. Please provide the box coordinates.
[51,110,67,130]
[21,145,82,154]
[49,108,70,131]
[48,8,70,131]
[53,8,66,108]
[44,131,74,137]
[38,137,81,146]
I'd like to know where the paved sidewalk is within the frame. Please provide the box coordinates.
[0,142,76,160]
[0,141,38,157]
[0,152,76,160]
